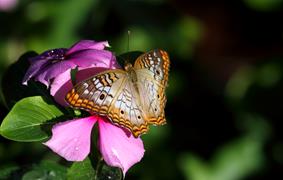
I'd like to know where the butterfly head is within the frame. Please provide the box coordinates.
[124,62,134,71]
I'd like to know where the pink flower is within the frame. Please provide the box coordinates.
[44,115,144,176]
[0,0,17,11]
[23,40,145,175]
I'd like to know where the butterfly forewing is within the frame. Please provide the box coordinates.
[66,70,126,114]
[134,49,170,86]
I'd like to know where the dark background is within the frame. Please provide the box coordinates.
[1,0,283,179]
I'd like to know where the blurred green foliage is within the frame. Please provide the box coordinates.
[181,114,269,180]
[1,0,283,179]
[244,0,283,11]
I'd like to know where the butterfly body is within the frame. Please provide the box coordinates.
[124,63,139,92]
[66,49,170,137]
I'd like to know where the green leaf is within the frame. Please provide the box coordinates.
[67,157,96,180]
[22,160,67,180]
[22,171,47,180]
[0,96,64,142]
[1,51,53,109]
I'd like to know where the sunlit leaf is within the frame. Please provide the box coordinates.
[0,96,63,142]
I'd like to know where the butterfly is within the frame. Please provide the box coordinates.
[65,49,170,137]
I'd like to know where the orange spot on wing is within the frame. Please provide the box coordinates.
[88,101,94,106]
[73,94,79,100]
[83,99,89,104]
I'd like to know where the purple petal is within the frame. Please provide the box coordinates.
[22,48,67,86]
[50,69,71,98]
[67,40,109,55]
[35,61,76,86]
[43,116,97,161]
[29,48,67,63]
[98,118,145,176]
[22,59,49,85]
[67,49,118,68]
[0,0,17,11]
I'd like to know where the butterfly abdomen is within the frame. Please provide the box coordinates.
[125,63,142,98]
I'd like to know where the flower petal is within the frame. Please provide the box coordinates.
[67,49,118,68]
[50,69,71,98]
[67,40,109,55]
[29,48,67,63]
[0,0,17,12]
[22,48,67,86]
[98,118,145,176]
[22,59,49,85]
[35,61,76,87]
[43,116,97,161]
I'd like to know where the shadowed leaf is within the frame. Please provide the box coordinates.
[1,51,53,109]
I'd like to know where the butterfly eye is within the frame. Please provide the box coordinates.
[138,116,141,119]
[99,94,105,100]
[120,110,124,114]
[157,94,160,98]
[154,108,157,111]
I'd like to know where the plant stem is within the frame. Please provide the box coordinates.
[94,157,104,180]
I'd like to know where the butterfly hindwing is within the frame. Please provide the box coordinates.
[136,75,167,125]
[134,49,170,125]
[107,80,149,137]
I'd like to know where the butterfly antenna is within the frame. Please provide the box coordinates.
[127,30,131,52]
[124,30,131,65]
